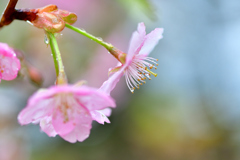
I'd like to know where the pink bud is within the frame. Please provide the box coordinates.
[38,4,58,13]
[32,12,65,33]
[53,9,77,25]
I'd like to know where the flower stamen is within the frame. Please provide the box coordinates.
[123,54,158,93]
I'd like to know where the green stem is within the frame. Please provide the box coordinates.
[47,32,65,77]
[48,33,59,76]
[65,23,113,51]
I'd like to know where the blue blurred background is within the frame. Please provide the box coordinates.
[1,0,240,159]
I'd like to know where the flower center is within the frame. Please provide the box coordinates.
[55,93,74,123]
[125,55,158,93]
[0,55,6,74]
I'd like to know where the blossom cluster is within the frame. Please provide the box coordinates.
[0,4,163,143]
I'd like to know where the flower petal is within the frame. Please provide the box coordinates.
[18,98,54,125]
[0,43,15,57]
[60,112,92,143]
[90,110,110,124]
[108,65,122,76]
[99,65,126,95]
[18,87,63,125]
[68,85,117,111]
[1,56,20,80]
[127,22,146,62]
[52,109,76,135]
[40,116,57,137]
[0,43,21,81]
[139,28,164,56]
[99,108,112,117]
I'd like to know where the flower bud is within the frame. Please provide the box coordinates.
[53,10,77,25]
[31,5,78,33]
[32,12,65,33]
[38,4,58,13]
[27,66,43,87]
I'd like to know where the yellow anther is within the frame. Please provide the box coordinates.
[146,69,157,77]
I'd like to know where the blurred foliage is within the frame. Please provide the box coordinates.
[117,0,157,20]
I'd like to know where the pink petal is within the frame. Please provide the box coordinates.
[60,113,92,143]
[18,87,68,125]
[127,22,146,62]
[1,56,21,80]
[18,98,54,125]
[108,65,122,76]
[18,87,65,125]
[139,28,164,56]
[40,116,57,137]
[0,43,15,57]
[90,110,110,124]
[47,85,116,110]
[52,109,76,135]
[99,65,126,95]
[75,86,116,110]
[99,108,112,117]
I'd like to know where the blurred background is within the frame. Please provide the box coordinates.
[1,0,240,159]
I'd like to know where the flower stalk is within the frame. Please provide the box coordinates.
[47,32,67,84]
[65,24,114,51]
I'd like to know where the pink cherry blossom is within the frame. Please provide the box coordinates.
[18,85,116,143]
[100,22,163,93]
[0,43,21,81]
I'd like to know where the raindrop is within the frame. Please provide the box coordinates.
[80,28,86,32]
[97,37,103,41]
[44,34,49,45]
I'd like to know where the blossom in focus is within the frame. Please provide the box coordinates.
[0,43,21,81]
[18,85,115,143]
[100,22,163,93]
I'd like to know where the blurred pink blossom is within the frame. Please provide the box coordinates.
[18,85,115,143]
[0,43,21,81]
[100,22,164,93]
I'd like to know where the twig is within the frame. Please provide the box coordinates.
[0,0,37,29]
[0,0,18,28]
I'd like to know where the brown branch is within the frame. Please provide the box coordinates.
[0,0,38,29]
[0,0,18,28]
[13,9,37,22]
